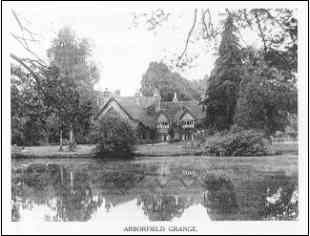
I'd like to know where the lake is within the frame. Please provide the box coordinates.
[11,155,298,222]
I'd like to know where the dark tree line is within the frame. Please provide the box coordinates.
[203,13,297,135]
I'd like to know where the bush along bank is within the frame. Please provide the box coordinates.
[203,127,274,157]
[93,115,137,160]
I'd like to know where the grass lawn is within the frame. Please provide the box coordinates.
[271,141,298,154]
[135,141,298,156]
[135,142,202,156]
[12,144,96,158]
[11,141,298,158]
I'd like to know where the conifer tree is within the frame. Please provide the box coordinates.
[203,15,244,130]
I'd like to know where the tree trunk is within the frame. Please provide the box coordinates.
[70,171,74,190]
[68,125,76,151]
[69,127,74,144]
[59,128,63,152]
[60,166,64,184]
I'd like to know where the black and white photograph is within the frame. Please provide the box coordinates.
[1,1,309,235]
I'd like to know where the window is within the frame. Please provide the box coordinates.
[157,121,169,129]
[162,121,169,128]
[182,120,194,128]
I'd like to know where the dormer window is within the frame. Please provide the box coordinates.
[157,113,169,129]
[182,119,194,128]
[157,121,169,129]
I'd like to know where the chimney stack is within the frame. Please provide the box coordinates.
[103,88,111,97]
[114,89,120,97]
[103,88,112,103]
[173,92,178,102]
[153,88,161,111]
[135,90,141,106]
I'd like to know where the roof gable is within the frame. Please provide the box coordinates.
[95,96,157,128]
[160,100,205,122]
[156,112,170,122]
[179,109,195,121]
[95,97,138,125]
[95,95,205,128]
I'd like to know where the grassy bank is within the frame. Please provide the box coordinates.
[11,141,298,159]
[12,144,96,158]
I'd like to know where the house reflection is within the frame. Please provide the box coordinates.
[135,165,239,221]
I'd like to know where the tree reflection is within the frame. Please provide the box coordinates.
[11,163,104,221]
[137,194,190,221]
[11,162,297,222]
[136,172,239,221]
[202,174,239,216]
[94,171,145,194]
[261,173,298,220]
[54,170,103,221]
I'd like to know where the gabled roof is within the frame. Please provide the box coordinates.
[95,94,205,128]
[95,96,157,128]
[175,106,195,121]
[156,111,169,121]
[159,101,205,122]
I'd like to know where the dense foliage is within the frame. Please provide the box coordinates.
[204,127,272,156]
[203,12,297,137]
[45,27,99,149]
[234,60,297,135]
[11,64,50,145]
[140,62,202,101]
[204,15,244,130]
[11,27,100,147]
[94,115,137,158]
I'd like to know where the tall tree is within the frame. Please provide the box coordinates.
[46,27,99,150]
[234,49,297,136]
[203,15,244,130]
[140,62,201,101]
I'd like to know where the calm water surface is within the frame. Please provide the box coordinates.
[11,157,298,222]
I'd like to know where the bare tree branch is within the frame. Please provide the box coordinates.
[10,53,44,94]
[11,9,46,65]
[206,9,214,36]
[21,57,49,70]
[243,9,253,29]
[10,33,39,42]
[254,10,268,56]
[11,9,24,32]
[201,10,210,38]
[178,8,198,63]
[11,33,46,65]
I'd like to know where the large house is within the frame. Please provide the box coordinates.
[95,89,205,142]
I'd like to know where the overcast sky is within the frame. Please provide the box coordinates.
[7,2,265,96]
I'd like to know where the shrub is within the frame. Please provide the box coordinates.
[94,116,137,158]
[204,128,273,156]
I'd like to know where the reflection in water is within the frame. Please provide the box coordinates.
[12,164,104,221]
[138,194,189,221]
[262,174,298,220]
[11,161,298,222]
[202,175,239,217]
